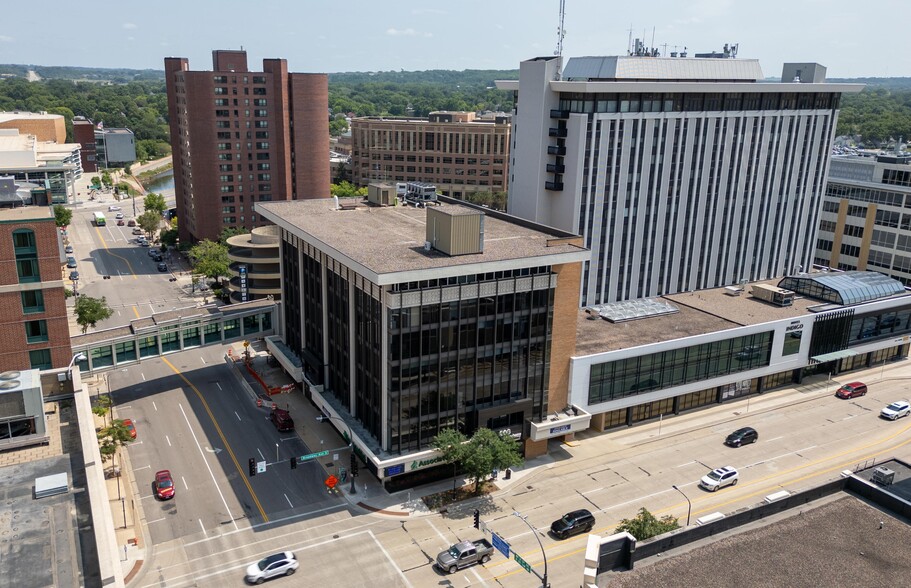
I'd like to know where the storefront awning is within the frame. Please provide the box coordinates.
[810,349,859,364]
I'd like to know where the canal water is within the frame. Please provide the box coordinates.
[145,171,174,195]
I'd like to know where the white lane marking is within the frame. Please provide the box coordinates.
[148,304,155,314]
[142,373,147,382]
[133,465,151,471]
[234,411,241,421]
[581,486,604,495]
[198,518,207,536]
[743,445,818,469]
[284,493,293,508]
[182,476,189,490]
[765,436,784,443]
[426,518,449,545]
[145,517,166,524]
[200,357,207,365]
[166,435,171,447]
[215,382,222,391]
[178,403,239,531]
[369,529,414,587]
[152,401,157,411]
[469,564,489,585]
[676,460,696,468]
[257,447,265,461]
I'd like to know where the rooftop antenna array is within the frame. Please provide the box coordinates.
[554,0,566,78]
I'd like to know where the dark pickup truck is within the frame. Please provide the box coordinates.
[435,539,494,574]
[270,408,294,432]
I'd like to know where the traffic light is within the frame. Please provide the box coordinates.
[473,509,480,529]
[350,453,359,477]
[248,458,256,477]
[290,457,297,470]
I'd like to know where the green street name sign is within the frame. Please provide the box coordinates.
[513,552,532,573]
[299,450,329,461]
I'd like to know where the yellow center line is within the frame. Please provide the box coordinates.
[161,356,269,523]
[132,306,140,319]
[94,224,138,279]
[489,420,911,580]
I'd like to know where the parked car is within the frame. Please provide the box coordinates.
[157,262,168,272]
[64,245,73,254]
[127,219,136,227]
[152,253,163,262]
[725,427,758,447]
[117,219,125,226]
[115,212,124,219]
[69,270,79,281]
[149,248,160,257]
[550,509,595,539]
[880,401,911,420]
[270,408,294,432]
[436,539,493,574]
[244,551,298,584]
[153,470,175,500]
[699,466,739,491]
[66,256,77,268]
[121,418,137,439]
[132,227,143,235]
[836,382,867,399]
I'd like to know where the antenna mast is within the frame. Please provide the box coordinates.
[555,0,566,58]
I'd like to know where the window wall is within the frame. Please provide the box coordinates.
[588,331,774,405]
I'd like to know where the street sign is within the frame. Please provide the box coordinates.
[491,532,510,558]
[299,450,329,462]
[256,460,267,474]
[325,475,338,490]
[513,552,532,573]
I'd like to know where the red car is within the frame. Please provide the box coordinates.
[154,470,175,500]
[121,418,137,439]
[835,382,867,399]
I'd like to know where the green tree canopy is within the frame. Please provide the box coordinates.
[137,210,161,238]
[53,204,73,228]
[218,227,248,246]
[615,508,679,541]
[74,295,113,334]
[189,239,230,282]
[143,192,167,215]
[330,181,367,198]
[431,427,523,493]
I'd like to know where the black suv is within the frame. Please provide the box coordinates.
[725,426,758,447]
[550,509,595,539]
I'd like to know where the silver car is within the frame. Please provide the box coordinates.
[244,551,298,584]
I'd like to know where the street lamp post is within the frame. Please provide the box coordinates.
[66,352,87,381]
[513,511,549,588]
[672,484,692,527]
[316,414,357,494]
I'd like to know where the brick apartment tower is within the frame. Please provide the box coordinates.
[72,117,98,173]
[0,206,72,371]
[164,50,330,243]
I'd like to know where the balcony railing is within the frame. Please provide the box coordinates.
[548,127,568,138]
[545,181,564,191]
[547,145,566,156]
[550,109,570,119]
[546,163,566,174]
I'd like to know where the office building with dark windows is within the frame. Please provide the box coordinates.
[164,49,330,244]
[497,53,863,306]
[814,151,911,284]
[570,270,911,431]
[258,197,589,490]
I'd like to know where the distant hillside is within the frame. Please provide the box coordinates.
[0,64,164,83]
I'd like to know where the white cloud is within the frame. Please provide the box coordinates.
[0,35,13,43]
[122,22,137,30]
[127,36,135,41]
[386,28,432,38]
[411,8,446,15]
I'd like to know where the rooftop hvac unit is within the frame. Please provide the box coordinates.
[871,466,895,486]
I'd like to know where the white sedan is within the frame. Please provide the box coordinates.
[244,551,298,584]
[880,401,910,420]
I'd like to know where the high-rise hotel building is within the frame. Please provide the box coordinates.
[165,50,330,243]
[498,54,862,306]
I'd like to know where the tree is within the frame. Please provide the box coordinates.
[144,192,167,216]
[97,419,134,476]
[74,295,113,334]
[218,226,248,246]
[137,210,161,239]
[432,427,523,494]
[101,171,113,187]
[53,204,72,228]
[615,508,679,541]
[189,239,230,283]
[159,227,178,248]
[330,181,361,198]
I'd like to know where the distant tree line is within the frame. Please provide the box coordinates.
[835,88,911,145]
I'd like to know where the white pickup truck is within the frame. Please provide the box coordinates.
[435,539,494,574]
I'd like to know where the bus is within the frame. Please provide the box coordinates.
[93,212,106,226]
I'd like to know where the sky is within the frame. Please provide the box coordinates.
[1,0,908,79]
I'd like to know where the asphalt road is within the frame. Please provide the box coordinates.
[112,345,342,548]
